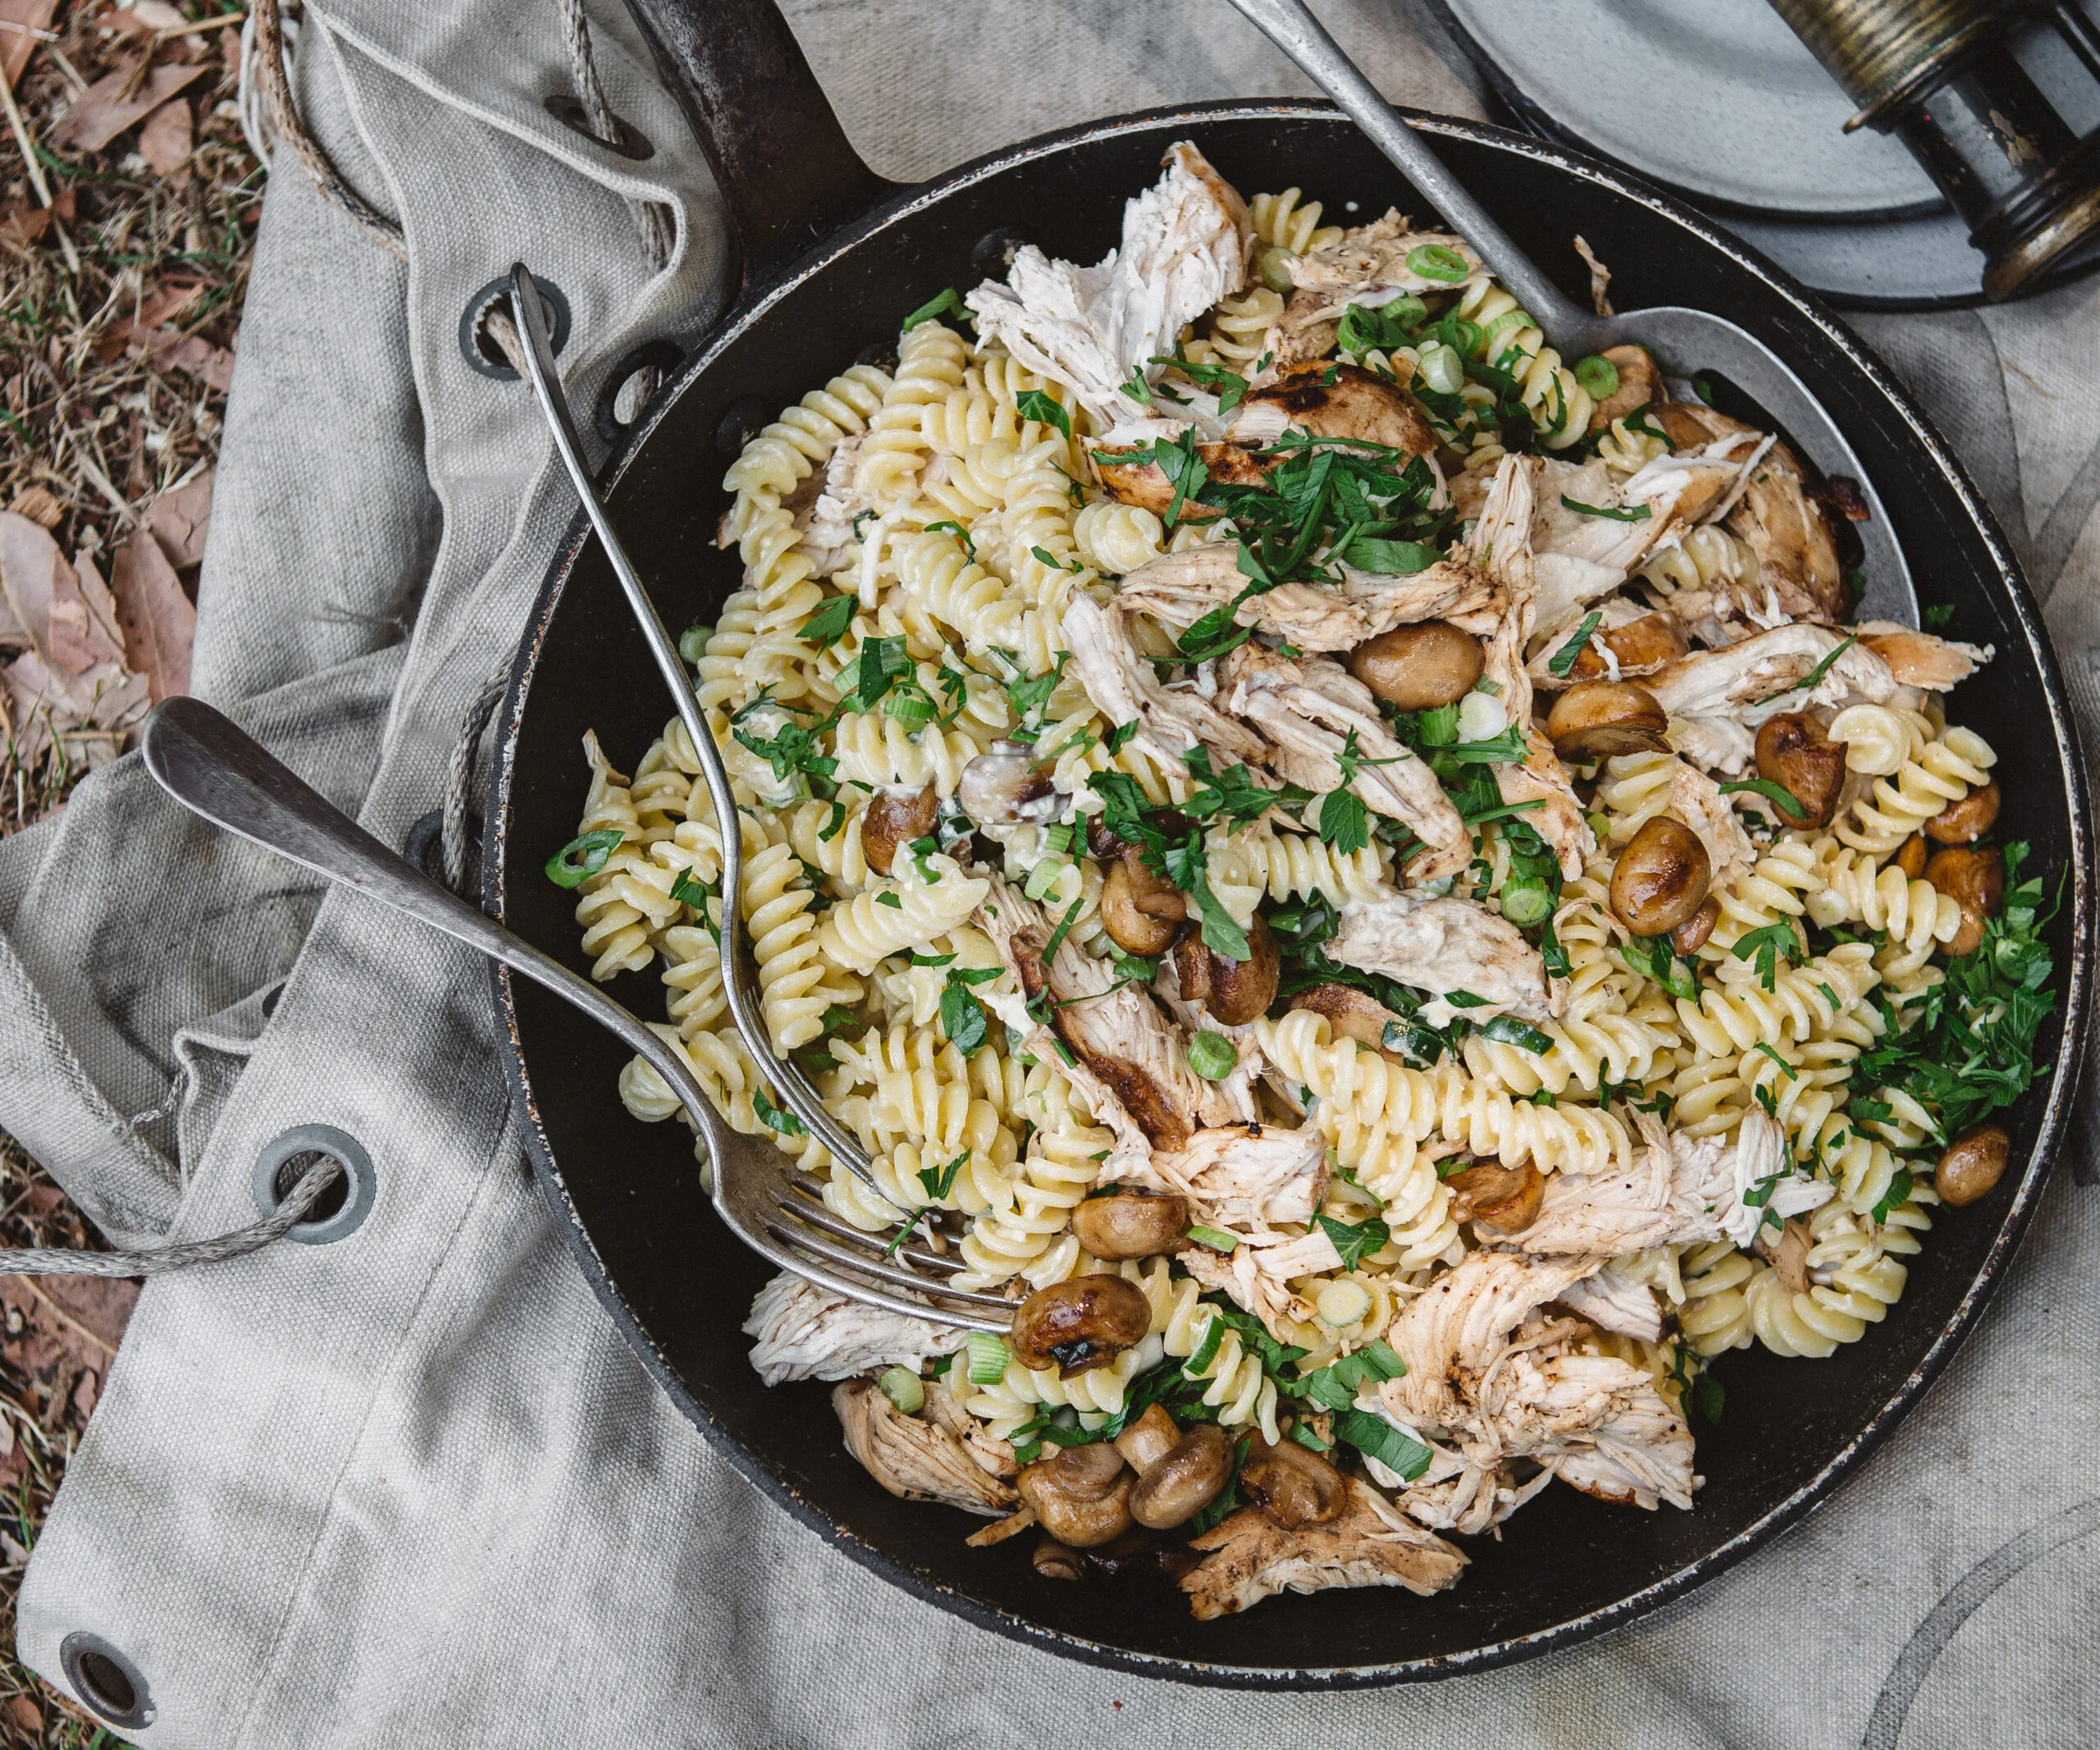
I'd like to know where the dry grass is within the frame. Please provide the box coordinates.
[1,1,260,1741]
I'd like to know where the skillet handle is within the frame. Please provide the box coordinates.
[620,0,902,290]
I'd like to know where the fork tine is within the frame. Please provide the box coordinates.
[778,1184,973,1277]
[761,1207,1020,1312]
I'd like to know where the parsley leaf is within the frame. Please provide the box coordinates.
[924,519,975,560]
[1546,611,1601,677]
[1317,1213,1390,1269]
[751,1089,807,1139]
[1559,496,1650,522]
[902,287,969,331]
[1719,776,1809,820]
[799,593,857,651]
[1732,921,1804,992]
[1014,389,1070,437]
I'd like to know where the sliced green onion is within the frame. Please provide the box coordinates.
[677,624,713,664]
[1187,1307,1226,1373]
[1188,1224,1239,1254]
[1499,875,1553,929]
[1040,822,1075,858]
[1188,1031,1238,1081]
[1316,1279,1373,1327]
[878,1366,924,1414]
[545,828,623,889]
[1480,308,1532,354]
[1418,342,1463,395]
[1408,242,1470,282]
[1386,293,1428,327]
[966,1331,1011,1384]
[1573,354,1621,400]
[1481,1014,1556,1054]
[1023,858,1067,902]
[883,686,936,727]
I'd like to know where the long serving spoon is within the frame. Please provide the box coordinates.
[1224,0,1918,627]
[140,697,1011,1328]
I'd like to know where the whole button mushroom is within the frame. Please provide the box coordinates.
[1936,1123,2011,1206]
[957,741,1061,828]
[1112,1404,1180,1475]
[1009,1275,1152,1376]
[1894,834,1929,879]
[1545,681,1671,761]
[1609,816,1712,936]
[1345,621,1484,711]
[1100,851,1188,957]
[1017,1442,1132,1548]
[1925,844,2004,957]
[1926,779,2001,845]
[1129,1423,1235,1529]
[1669,894,1720,955]
[1033,1538,1084,1582]
[1239,1434,1348,1529]
[1754,713,1847,829]
[1444,1160,1543,1236]
[861,784,937,876]
[1171,912,1281,1026]
[1071,1185,1189,1260]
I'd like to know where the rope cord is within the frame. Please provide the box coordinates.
[0,1155,343,1279]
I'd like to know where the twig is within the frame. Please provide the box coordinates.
[0,62,53,209]
[158,14,246,39]
[0,20,58,39]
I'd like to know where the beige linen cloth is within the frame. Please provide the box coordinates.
[4,1,2097,1743]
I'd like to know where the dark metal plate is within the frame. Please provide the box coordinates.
[485,102,2092,1684]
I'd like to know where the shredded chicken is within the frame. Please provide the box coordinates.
[1662,757,1755,893]
[966,142,1249,440]
[1526,455,1732,628]
[975,874,1231,1149]
[1180,1228,1344,1338]
[1857,623,1993,688]
[799,434,870,576]
[1064,593,1271,777]
[1286,210,1486,299]
[1381,1252,1600,1427]
[1472,455,1596,880]
[833,1379,1019,1515]
[1149,1122,1329,1231]
[744,1273,966,1386]
[1327,889,1554,1027]
[1180,1478,1468,1617]
[1217,641,1472,882]
[1116,544,1495,651]
[1646,620,1898,724]
[1554,1266,1664,1342]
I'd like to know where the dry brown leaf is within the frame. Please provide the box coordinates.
[107,0,192,33]
[2,649,151,770]
[109,526,194,700]
[145,465,212,566]
[135,327,236,392]
[62,551,128,672]
[0,0,59,90]
[0,1276,138,1432]
[0,508,64,656]
[138,94,193,182]
[55,58,206,153]
[7,485,62,529]
[0,203,49,252]
[4,1693,41,1736]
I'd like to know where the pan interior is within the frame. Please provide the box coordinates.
[490,105,2086,1684]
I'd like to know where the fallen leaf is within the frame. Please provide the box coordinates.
[145,466,212,566]
[0,1277,138,1437]
[0,509,65,658]
[134,327,236,393]
[137,279,206,330]
[54,59,206,153]
[1,649,151,770]
[61,551,127,672]
[0,203,49,251]
[35,1275,137,1353]
[70,1368,98,1422]
[108,527,194,700]
[4,1693,40,1736]
[0,0,58,91]
[137,94,191,182]
[52,185,73,224]
[22,1183,64,1213]
[6,485,61,529]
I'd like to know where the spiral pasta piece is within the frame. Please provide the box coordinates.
[1834,727,1995,856]
[856,320,970,506]
[817,854,990,975]
[1073,500,1166,577]
[1804,838,1961,950]
[1249,186,1344,255]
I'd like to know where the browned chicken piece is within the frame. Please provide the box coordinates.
[1856,622,1992,689]
[1586,343,1661,431]
[1092,441,1271,523]
[1526,453,1742,628]
[1657,400,1847,621]
[1265,286,1341,372]
[1218,642,1472,881]
[1471,455,1596,880]
[1326,890,1554,1027]
[1529,605,1687,688]
[1755,1216,1815,1295]
[1180,1478,1468,1618]
[1286,211,1485,298]
[1149,1122,1329,1231]
[1179,1227,1343,1339]
[1231,360,1438,456]
[1285,982,1408,1053]
[744,1273,965,1385]
[1115,542,1495,652]
[1062,593,1271,776]
[1380,1252,1600,1428]
[975,874,1231,1150]
[833,1379,1019,1515]
[1645,622,1900,726]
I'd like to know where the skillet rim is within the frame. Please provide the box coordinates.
[484,96,2094,1688]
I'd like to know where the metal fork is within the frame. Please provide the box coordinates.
[1226,0,1918,628]
[139,696,1011,1329]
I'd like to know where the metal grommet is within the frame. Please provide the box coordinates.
[459,272,572,381]
[541,93,655,161]
[714,393,771,460]
[592,336,687,447]
[251,1124,376,1245]
[970,224,1032,281]
[60,1633,154,1731]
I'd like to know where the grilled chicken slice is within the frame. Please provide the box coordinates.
[976,874,1230,1149]
[1063,593,1270,775]
[966,142,1250,438]
[1327,890,1554,1028]
[1092,439,1269,521]
[1658,402,1846,620]
[833,1379,1018,1515]
[1149,1122,1330,1231]
[1472,456,1596,880]
[1526,601,1688,689]
[1180,1478,1468,1618]
[1217,642,1472,882]
[744,1273,966,1386]
[1646,622,1899,728]
[1229,359,1438,455]
[1856,622,1992,688]
[1116,542,1496,651]
[1554,1267,1664,1342]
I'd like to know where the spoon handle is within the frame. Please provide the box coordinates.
[139,695,726,1148]
[1224,0,1592,337]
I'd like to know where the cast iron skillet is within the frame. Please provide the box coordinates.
[482,0,2093,1686]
